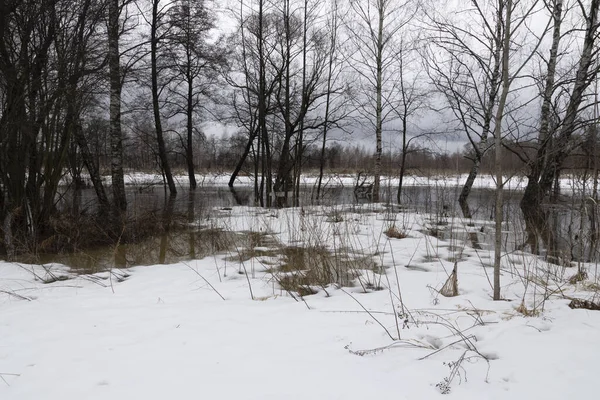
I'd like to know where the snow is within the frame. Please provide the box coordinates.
[1,204,600,399]
[118,171,598,195]
[119,171,509,189]
[62,170,600,198]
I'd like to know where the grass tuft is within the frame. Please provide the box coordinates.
[384,225,408,239]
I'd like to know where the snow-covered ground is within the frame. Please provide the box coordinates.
[2,205,599,399]
[63,170,600,198]
[119,171,517,190]
[116,171,597,195]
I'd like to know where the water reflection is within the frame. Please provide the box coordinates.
[57,183,522,221]
[24,227,250,275]
[44,184,526,270]
[19,176,600,273]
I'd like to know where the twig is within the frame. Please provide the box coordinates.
[0,289,32,301]
[418,336,477,360]
[183,262,226,301]
[0,372,20,386]
[319,310,394,315]
[382,240,402,339]
[340,288,395,341]
[345,339,431,356]
[109,224,126,294]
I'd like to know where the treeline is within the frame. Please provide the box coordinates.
[119,131,533,176]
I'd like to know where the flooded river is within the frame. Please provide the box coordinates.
[19,182,592,272]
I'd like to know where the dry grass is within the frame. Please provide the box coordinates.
[568,270,588,284]
[384,225,408,239]
[268,245,380,297]
[515,301,540,317]
[439,263,459,297]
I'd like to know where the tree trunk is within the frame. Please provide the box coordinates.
[520,0,563,253]
[274,0,293,208]
[521,0,598,258]
[108,0,127,213]
[186,67,197,190]
[229,129,257,187]
[316,93,331,200]
[293,0,309,207]
[373,4,384,203]
[458,4,502,242]
[74,122,110,214]
[397,116,408,205]
[257,0,271,207]
[151,0,177,196]
[493,0,511,301]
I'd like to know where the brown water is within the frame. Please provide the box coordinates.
[24,184,520,271]
[23,182,595,273]
[18,228,251,274]
[58,183,524,219]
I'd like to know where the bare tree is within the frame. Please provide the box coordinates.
[389,40,428,205]
[226,0,277,206]
[271,0,332,207]
[345,0,418,202]
[424,2,504,223]
[520,0,600,259]
[315,0,346,199]
[167,0,225,190]
[490,0,549,299]
[150,0,177,195]
[0,0,123,252]
[227,0,337,207]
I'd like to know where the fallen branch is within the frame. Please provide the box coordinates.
[0,289,32,301]
[183,262,226,301]
[0,372,20,386]
[340,288,395,340]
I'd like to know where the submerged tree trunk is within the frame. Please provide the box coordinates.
[458,160,480,220]
[293,0,309,208]
[520,0,563,254]
[397,116,408,205]
[274,0,293,208]
[151,0,176,196]
[373,4,384,203]
[458,157,483,249]
[186,72,197,190]
[108,0,127,213]
[74,122,110,214]
[458,5,502,250]
[229,129,257,187]
[493,0,512,301]
[257,0,271,207]
[521,0,598,259]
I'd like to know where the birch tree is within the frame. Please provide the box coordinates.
[425,2,504,223]
[345,0,418,202]
[520,0,600,259]
[108,0,128,212]
[491,0,550,299]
